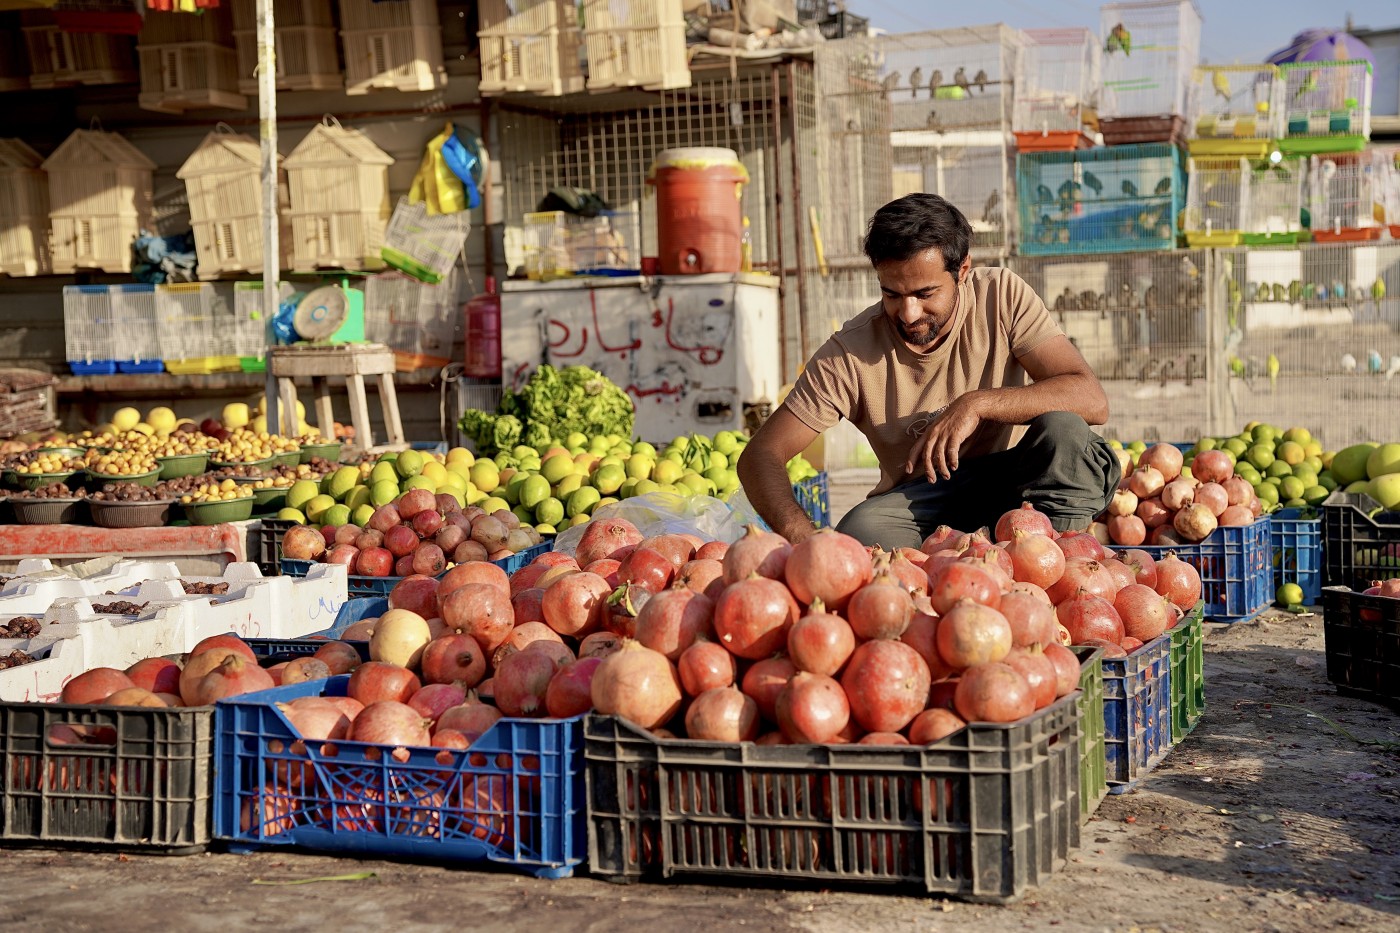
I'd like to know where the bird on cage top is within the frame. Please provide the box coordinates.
[908,67,923,98]
[973,69,988,93]
[1154,176,1172,196]
[953,67,969,95]
[1083,171,1103,197]
[1122,179,1139,198]
[881,71,901,94]
[1105,23,1131,56]
[928,69,942,96]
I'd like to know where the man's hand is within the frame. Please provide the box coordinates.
[906,392,985,483]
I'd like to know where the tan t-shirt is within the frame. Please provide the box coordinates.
[783,266,1063,497]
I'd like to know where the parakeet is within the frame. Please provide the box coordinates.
[1212,69,1230,103]
[1295,69,1319,100]
[1057,179,1082,204]
[973,69,988,93]
[1083,171,1102,196]
[1388,356,1400,381]
[1341,353,1357,373]
[981,189,1000,224]
[1122,179,1139,198]
[1271,283,1286,302]
[1267,353,1279,392]
[1288,280,1302,303]
[1254,283,1271,302]
[908,67,922,98]
[954,67,969,94]
[1105,22,1131,56]
[881,71,901,94]
[926,110,942,131]
[1181,256,1199,278]
[1154,176,1172,195]
[1368,349,1383,374]
[1229,355,1246,378]
[1374,278,1387,301]
[1332,281,1346,300]
[929,69,942,95]
[1036,184,1054,203]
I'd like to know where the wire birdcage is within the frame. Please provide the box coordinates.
[364,268,460,372]
[582,0,689,92]
[1013,27,1099,148]
[1099,0,1201,120]
[1009,249,1216,444]
[63,285,116,374]
[1187,65,1283,158]
[1017,143,1185,255]
[155,282,241,374]
[109,284,163,374]
[380,197,469,285]
[478,0,583,97]
[897,141,1014,254]
[1183,157,1245,246]
[876,25,1025,134]
[233,282,292,371]
[1309,151,1386,241]
[1278,60,1372,155]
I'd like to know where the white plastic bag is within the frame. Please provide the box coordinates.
[552,491,761,557]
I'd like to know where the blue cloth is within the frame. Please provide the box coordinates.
[130,230,198,284]
[441,127,483,210]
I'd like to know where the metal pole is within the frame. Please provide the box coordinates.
[769,64,788,381]
[257,0,283,435]
[786,59,810,374]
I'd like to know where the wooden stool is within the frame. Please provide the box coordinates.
[265,344,405,451]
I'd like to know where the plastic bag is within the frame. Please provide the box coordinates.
[552,491,761,557]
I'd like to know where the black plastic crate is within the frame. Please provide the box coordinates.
[585,694,1081,904]
[1321,492,1400,591]
[1322,586,1400,710]
[0,700,212,852]
[252,519,297,575]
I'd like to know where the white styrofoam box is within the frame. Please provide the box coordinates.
[0,636,89,703]
[0,610,186,703]
[0,558,184,612]
[139,561,348,642]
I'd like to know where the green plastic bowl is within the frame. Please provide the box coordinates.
[299,442,342,464]
[7,470,81,492]
[157,452,210,479]
[271,450,301,469]
[184,497,255,525]
[209,456,275,472]
[36,446,86,460]
[251,486,288,511]
[88,468,161,488]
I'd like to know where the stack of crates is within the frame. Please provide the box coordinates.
[1016,142,1186,255]
[1278,60,1372,155]
[155,283,241,374]
[380,198,469,285]
[1184,155,1304,247]
[581,0,689,92]
[363,268,460,372]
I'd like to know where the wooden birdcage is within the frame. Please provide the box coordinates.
[338,0,446,95]
[284,117,393,272]
[582,0,689,92]
[137,8,248,114]
[0,139,51,278]
[232,0,341,94]
[478,0,584,97]
[177,127,292,280]
[42,128,156,275]
[22,13,138,88]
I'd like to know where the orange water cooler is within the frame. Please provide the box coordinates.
[648,147,749,274]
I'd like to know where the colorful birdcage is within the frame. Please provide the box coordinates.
[1184,156,1303,248]
[155,282,241,375]
[136,8,247,114]
[581,0,689,92]
[1098,1,1201,146]
[1016,142,1185,255]
[42,128,155,275]
[284,118,393,273]
[1013,27,1099,150]
[363,268,460,372]
[109,285,163,374]
[1188,65,1283,158]
[233,282,292,373]
[0,139,50,278]
[1278,60,1372,155]
[231,0,341,95]
[338,0,446,95]
[63,285,116,375]
[478,0,584,97]
[380,198,469,285]
[1309,151,1386,242]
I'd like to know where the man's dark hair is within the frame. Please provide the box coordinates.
[862,193,972,272]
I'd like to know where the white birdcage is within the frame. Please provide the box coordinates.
[42,128,156,275]
[478,0,584,97]
[363,268,460,371]
[338,0,445,95]
[1278,60,1372,155]
[63,286,116,374]
[109,285,163,373]
[137,8,247,114]
[233,281,292,365]
[1185,156,1304,247]
[1099,0,1201,120]
[1309,151,1385,241]
[22,15,138,89]
[284,117,393,272]
[1378,146,1400,238]
[155,282,241,374]
[0,139,50,278]
[232,0,341,94]
[177,127,291,280]
[1013,27,1099,146]
[901,142,1014,256]
[1188,65,1283,157]
[582,0,689,92]
[877,25,1025,134]
[380,197,469,285]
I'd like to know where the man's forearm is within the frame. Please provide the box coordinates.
[736,451,816,543]
[969,374,1109,426]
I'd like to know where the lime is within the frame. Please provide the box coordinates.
[287,479,320,511]
[404,475,436,492]
[1276,441,1305,466]
[625,456,655,480]
[1266,459,1294,479]
[540,454,575,485]
[619,478,638,499]
[480,495,509,515]
[305,494,335,522]
[370,461,398,487]
[322,503,351,527]
[395,449,425,479]
[633,478,660,496]
[1253,482,1280,506]
[345,484,372,511]
[631,441,657,459]
[555,473,584,497]
[469,460,500,493]
[592,463,626,495]
[535,523,558,536]
[652,459,683,484]
[513,504,536,525]
[1196,436,1218,451]
[1222,438,1248,458]
[568,513,591,529]
[446,446,474,465]
[371,480,399,506]
[519,474,551,509]
[351,503,376,527]
[276,507,306,524]
[328,465,361,501]
[1247,444,1275,470]
[1251,424,1276,443]
[1276,582,1304,607]
[1318,474,1338,492]
[712,431,740,456]
[1301,456,1323,475]
[534,496,565,526]
[567,486,602,518]
[1302,484,1328,506]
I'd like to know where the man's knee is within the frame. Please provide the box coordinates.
[835,498,922,551]
[1024,411,1091,450]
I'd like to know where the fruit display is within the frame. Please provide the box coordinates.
[1097,442,1263,547]
[85,448,159,477]
[280,487,544,579]
[212,429,299,465]
[179,479,256,505]
[458,364,634,454]
[12,482,79,499]
[89,482,172,503]
[1327,440,1400,511]
[275,447,487,529]
[3,450,84,474]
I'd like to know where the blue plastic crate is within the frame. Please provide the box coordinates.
[281,540,553,597]
[1138,518,1273,623]
[117,360,165,374]
[214,675,584,878]
[245,597,386,659]
[1101,631,1172,793]
[68,360,117,375]
[793,472,830,527]
[1270,508,1322,604]
[1017,143,1187,256]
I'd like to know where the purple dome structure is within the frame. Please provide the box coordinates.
[1267,29,1375,67]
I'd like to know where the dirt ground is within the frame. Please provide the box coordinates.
[2,485,1399,932]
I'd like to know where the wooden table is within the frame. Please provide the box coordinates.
[265,344,405,450]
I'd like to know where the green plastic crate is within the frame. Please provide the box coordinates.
[1074,647,1107,822]
[1169,602,1206,742]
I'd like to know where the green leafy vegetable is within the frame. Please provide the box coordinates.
[457,365,634,454]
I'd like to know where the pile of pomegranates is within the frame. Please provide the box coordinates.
[280,487,543,579]
[1098,443,1261,548]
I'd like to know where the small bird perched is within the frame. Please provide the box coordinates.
[881,71,901,94]
[908,66,922,98]
[1082,171,1102,196]
[1229,355,1246,378]
[1154,176,1172,195]
[1212,69,1231,103]
[981,189,1000,224]
[928,69,942,96]
[1036,184,1054,203]
[1122,179,1139,198]
[925,110,942,131]
[1295,69,1319,100]
[1267,353,1279,392]
[1341,353,1357,373]
[953,67,969,94]
[1105,22,1131,56]
[1374,278,1387,301]
[973,68,988,93]
[1368,349,1383,374]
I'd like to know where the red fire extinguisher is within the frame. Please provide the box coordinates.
[463,277,501,379]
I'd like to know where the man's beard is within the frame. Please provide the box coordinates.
[898,318,941,346]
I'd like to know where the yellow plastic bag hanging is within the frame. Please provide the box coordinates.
[409,123,468,216]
